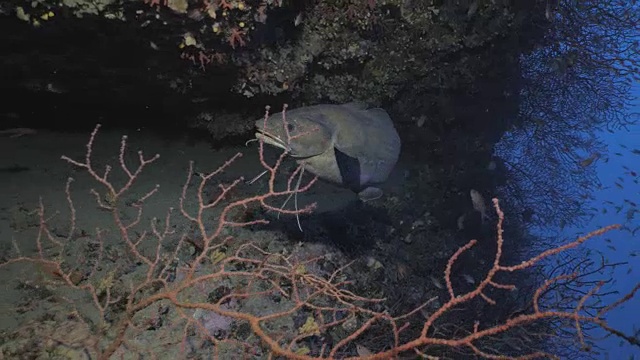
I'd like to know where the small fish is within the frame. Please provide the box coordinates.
[470,189,490,224]
[45,83,66,93]
[457,214,466,231]
[429,275,443,289]
[0,128,37,138]
[356,344,373,356]
[579,153,599,168]
[545,2,553,20]
[626,209,636,221]
[20,79,67,94]
[462,274,475,284]
[0,165,31,173]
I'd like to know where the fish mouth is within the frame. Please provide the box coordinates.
[255,130,291,153]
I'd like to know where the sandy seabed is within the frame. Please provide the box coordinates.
[0,125,364,357]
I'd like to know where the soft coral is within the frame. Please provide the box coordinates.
[228,27,246,48]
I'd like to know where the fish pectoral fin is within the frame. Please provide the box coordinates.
[358,187,383,202]
[334,146,362,191]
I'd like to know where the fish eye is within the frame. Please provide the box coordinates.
[286,123,295,132]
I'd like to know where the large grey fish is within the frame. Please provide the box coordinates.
[254,102,401,201]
